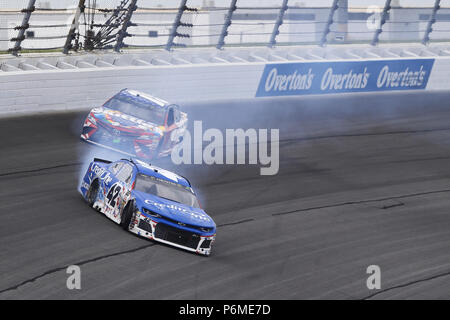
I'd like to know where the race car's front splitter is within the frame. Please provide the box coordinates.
[129,214,215,256]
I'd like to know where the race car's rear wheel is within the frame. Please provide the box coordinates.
[87,179,100,209]
[120,201,135,231]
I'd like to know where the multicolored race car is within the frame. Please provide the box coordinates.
[81,89,187,159]
[80,157,216,256]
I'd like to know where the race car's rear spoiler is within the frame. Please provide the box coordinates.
[94,158,112,164]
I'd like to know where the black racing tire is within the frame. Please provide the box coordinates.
[120,201,135,231]
[87,179,100,209]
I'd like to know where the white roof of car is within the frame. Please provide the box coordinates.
[126,89,169,108]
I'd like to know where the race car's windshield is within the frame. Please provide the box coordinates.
[135,174,200,208]
[104,95,166,125]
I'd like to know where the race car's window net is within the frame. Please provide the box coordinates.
[117,163,134,184]
[110,162,124,175]
[168,104,181,124]
[167,108,174,127]
[104,95,166,126]
[135,174,200,208]
[174,109,181,123]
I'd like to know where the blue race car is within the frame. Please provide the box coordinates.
[79,158,216,256]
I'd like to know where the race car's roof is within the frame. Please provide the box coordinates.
[130,158,191,188]
[118,89,170,109]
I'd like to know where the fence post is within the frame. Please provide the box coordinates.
[319,0,339,46]
[422,0,441,45]
[166,0,188,51]
[63,0,86,54]
[268,0,289,48]
[371,0,391,46]
[10,0,36,56]
[216,0,237,50]
[114,0,138,52]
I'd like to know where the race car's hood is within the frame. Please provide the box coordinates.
[133,190,215,229]
[90,107,164,135]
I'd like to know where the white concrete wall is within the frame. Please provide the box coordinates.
[0,62,265,115]
[427,58,450,90]
[1,54,450,116]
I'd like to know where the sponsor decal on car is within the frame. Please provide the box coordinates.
[144,199,212,222]
[81,181,90,190]
[91,164,113,184]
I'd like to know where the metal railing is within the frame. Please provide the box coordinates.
[1,0,450,55]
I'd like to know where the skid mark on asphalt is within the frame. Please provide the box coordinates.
[217,219,255,227]
[2,179,449,296]
[362,270,450,300]
[0,243,155,295]
[0,218,256,295]
[380,202,405,210]
[280,126,450,145]
[2,124,448,179]
[0,163,81,177]
[271,188,450,217]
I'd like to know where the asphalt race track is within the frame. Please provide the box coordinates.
[1,92,450,299]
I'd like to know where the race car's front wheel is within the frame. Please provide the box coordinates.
[120,201,135,231]
[87,179,100,209]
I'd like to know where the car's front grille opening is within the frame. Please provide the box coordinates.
[200,240,212,249]
[154,223,200,249]
[138,220,152,233]
[82,126,95,136]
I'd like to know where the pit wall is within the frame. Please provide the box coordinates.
[1,56,450,116]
